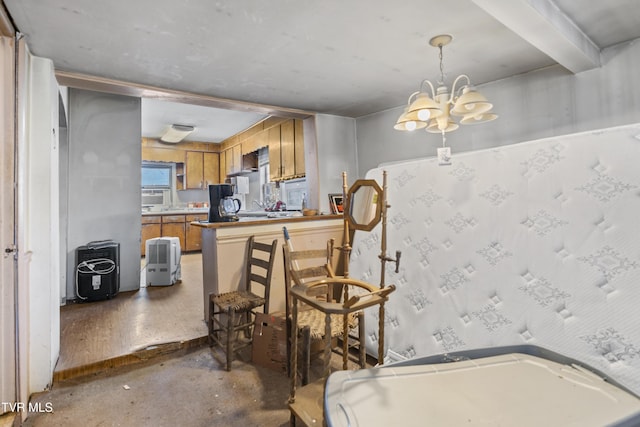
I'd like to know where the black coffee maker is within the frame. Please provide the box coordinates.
[208,184,241,222]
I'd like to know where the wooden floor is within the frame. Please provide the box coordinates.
[54,253,208,381]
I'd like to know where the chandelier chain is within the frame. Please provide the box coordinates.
[438,45,445,85]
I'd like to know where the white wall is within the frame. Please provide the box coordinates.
[355,38,640,175]
[313,114,359,213]
[66,89,142,297]
[16,50,60,393]
[0,33,17,411]
[58,89,69,303]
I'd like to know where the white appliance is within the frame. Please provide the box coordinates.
[228,176,249,210]
[281,178,307,210]
[145,237,181,286]
[141,188,171,208]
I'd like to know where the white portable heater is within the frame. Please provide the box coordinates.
[145,237,181,286]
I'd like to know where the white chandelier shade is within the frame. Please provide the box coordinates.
[394,34,497,134]
[393,106,428,131]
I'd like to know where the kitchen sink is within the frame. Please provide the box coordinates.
[237,211,269,217]
[267,211,298,218]
[237,211,299,218]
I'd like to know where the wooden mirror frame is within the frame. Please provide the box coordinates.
[345,179,383,231]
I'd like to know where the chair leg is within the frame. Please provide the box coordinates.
[226,306,234,371]
[209,300,220,347]
[286,317,293,378]
[358,311,366,368]
[209,318,215,346]
[301,326,311,386]
[208,299,216,346]
[243,311,253,339]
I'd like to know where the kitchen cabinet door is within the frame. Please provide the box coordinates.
[161,215,186,251]
[254,130,268,151]
[280,119,296,178]
[162,223,185,251]
[243,131,267,154]
[141,215,162,256]
[142,147,186,163]
[268,125,282,181]
[224,146,242,176]
[232,145,242,173]
[294,119,305,176]
[224,148,233,176]
[219,150,227,182]
[186,151,204,189]
[185,214,207,251]
[243,134,256,155]
[203,152,219,187]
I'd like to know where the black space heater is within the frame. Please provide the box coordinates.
[75,240,120,302]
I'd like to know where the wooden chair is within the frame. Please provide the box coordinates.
[209,236,278,371]
[282,243,366,385]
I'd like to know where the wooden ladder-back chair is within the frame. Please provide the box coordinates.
[209,236,278,371]
[283,243,366,386]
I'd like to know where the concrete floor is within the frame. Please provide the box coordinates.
[24,345,292,427]
[17,252,371,426]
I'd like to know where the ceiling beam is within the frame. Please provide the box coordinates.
[472,0,600,73]
[55,70,314,120]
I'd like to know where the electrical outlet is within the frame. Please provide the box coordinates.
[92,275,101,290]
[437,146,452,165]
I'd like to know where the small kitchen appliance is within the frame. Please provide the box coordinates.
[208,184,241,222]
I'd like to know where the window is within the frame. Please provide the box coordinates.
[141,163,172,188]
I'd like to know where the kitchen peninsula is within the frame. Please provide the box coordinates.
[193,214,344,320]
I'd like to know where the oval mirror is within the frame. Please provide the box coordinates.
[346,179,383,231]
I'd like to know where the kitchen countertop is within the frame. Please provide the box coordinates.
[141,208,209,216]
[192,214,343,228]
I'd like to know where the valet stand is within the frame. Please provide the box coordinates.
[287,171,400,426]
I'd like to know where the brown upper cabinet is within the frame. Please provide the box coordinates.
[280,119,295,178]
[214,117,305,182]
[186,151,220,189]
[142,139,220,191]
[269,119,305,181]
[224,145,242,176]
[242,128,267,155]
[203,152,220,188]
[294,119,305,177]
[186,151,204,189]
[142,146,186,163]
[268,125,281,181]
[219,150,226,183]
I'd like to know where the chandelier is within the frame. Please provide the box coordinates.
[394,34,497,136]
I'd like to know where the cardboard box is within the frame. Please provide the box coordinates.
[252,312,288,373]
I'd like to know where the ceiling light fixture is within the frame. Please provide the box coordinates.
[160,124,195,143]
[394,34,497,140]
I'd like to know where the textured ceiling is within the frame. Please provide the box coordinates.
[5,0,640,142]
[141,99,268,143]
